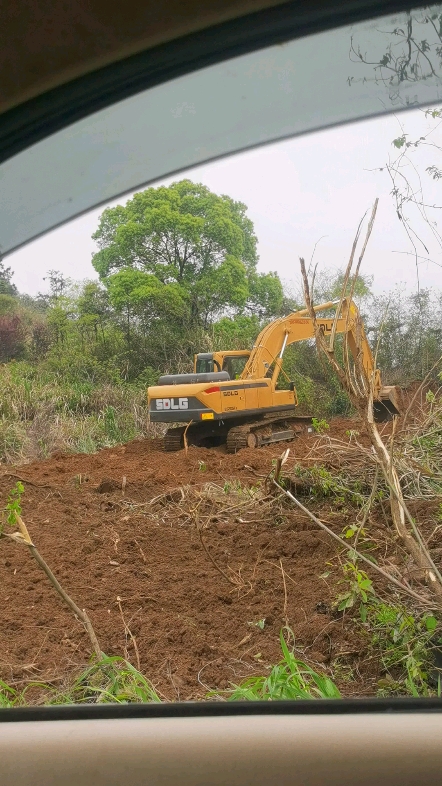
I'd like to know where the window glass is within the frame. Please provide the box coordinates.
[196,356,214,374]
[2,5,442,708]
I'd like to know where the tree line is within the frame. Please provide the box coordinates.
[0,179,440,415]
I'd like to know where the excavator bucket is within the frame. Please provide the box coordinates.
[373,386,402,422]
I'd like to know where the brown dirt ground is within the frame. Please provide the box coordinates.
[0,415,430,701]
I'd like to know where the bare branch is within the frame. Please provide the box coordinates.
[273,479,439,610]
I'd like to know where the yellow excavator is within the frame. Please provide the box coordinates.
[147,298,401,452]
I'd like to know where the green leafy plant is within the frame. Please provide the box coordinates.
[0,677,55,707]
[52,656,162,704]
[312,418,330,434]
[103,405,122,443]
[211,629,341,701]
[392,135,407,149]
[335,561,375,621]
[369,604,441,697]
[248,618,266,630]
[0,657,162,707]
[5,480,24,529]
[0,679,25,708]
[292,464,365,504]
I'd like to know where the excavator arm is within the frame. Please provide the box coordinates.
[241,298,400,418]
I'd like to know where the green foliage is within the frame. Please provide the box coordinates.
[0,261,18,297]
[279,341,353,418]
[212,314,261,351]
[0,294,20,315]
[0,679,21,707]
[212,629,341,701]
[246,270,284,319]
[91,180,280,333]
[52,656,161,704]
[92,179,258,277]
[393,135,406,149]
[107,268,189,323]
[313,268,373,304]
[0,657,161,706]
[372,287,442,383]
[103,406,122,443]
[369,603,441,697]
[335,562,375,621]
[312,418,330,434]
[43,270,71,301]
[6,481,24,526]
[0,679,51,708]
[291,464,366,505]
[332,555,441,697]
[2,638,341,706]
[0,362,152,463]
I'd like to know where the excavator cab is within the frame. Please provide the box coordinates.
[221,355,250,380]
[194,352,251,379]
[194,353,218,374]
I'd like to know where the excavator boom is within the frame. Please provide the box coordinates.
[147,298,400,452]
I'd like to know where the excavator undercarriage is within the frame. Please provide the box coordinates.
[163,411,314,453]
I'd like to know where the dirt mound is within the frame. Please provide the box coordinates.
[0,417,380,700]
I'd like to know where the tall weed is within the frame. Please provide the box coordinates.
[0,657,162,706]
[0,361,161,463]
[211,629,341,701]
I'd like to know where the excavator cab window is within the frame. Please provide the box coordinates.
[195,354,221,373]
[222,355,249,380]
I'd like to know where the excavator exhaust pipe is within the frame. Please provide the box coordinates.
[373,386,402,423]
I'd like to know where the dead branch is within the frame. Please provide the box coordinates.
[401,354,442,431]
[279,558,289,626]
[379,470,442,587]
[0,473,54,489]
[300,202,442,602]
[196,520,240,588]
[363,396,442,597]
[3,513,103,660]
[183,420,194,456]
[350,198,379,298]
[354,465,379,551]
[273,479,439,610]
[329,209,366,352]
[117,595,141,671]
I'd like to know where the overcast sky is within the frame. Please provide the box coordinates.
[7,106,442,299]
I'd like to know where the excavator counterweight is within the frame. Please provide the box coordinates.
[147,299,401,452]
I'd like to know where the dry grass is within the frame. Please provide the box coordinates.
[0,362,163,464]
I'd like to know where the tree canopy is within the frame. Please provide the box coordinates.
[92,180,283,329]
[0,261,18,296]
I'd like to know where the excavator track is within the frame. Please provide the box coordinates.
[164,413,313,453]
[226,425,259,453]
[226,415,312,454]
[163,426,186,452]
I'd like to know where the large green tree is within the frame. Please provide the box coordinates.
[92,180,283,329]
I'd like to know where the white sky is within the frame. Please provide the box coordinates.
[8,106,442,298]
